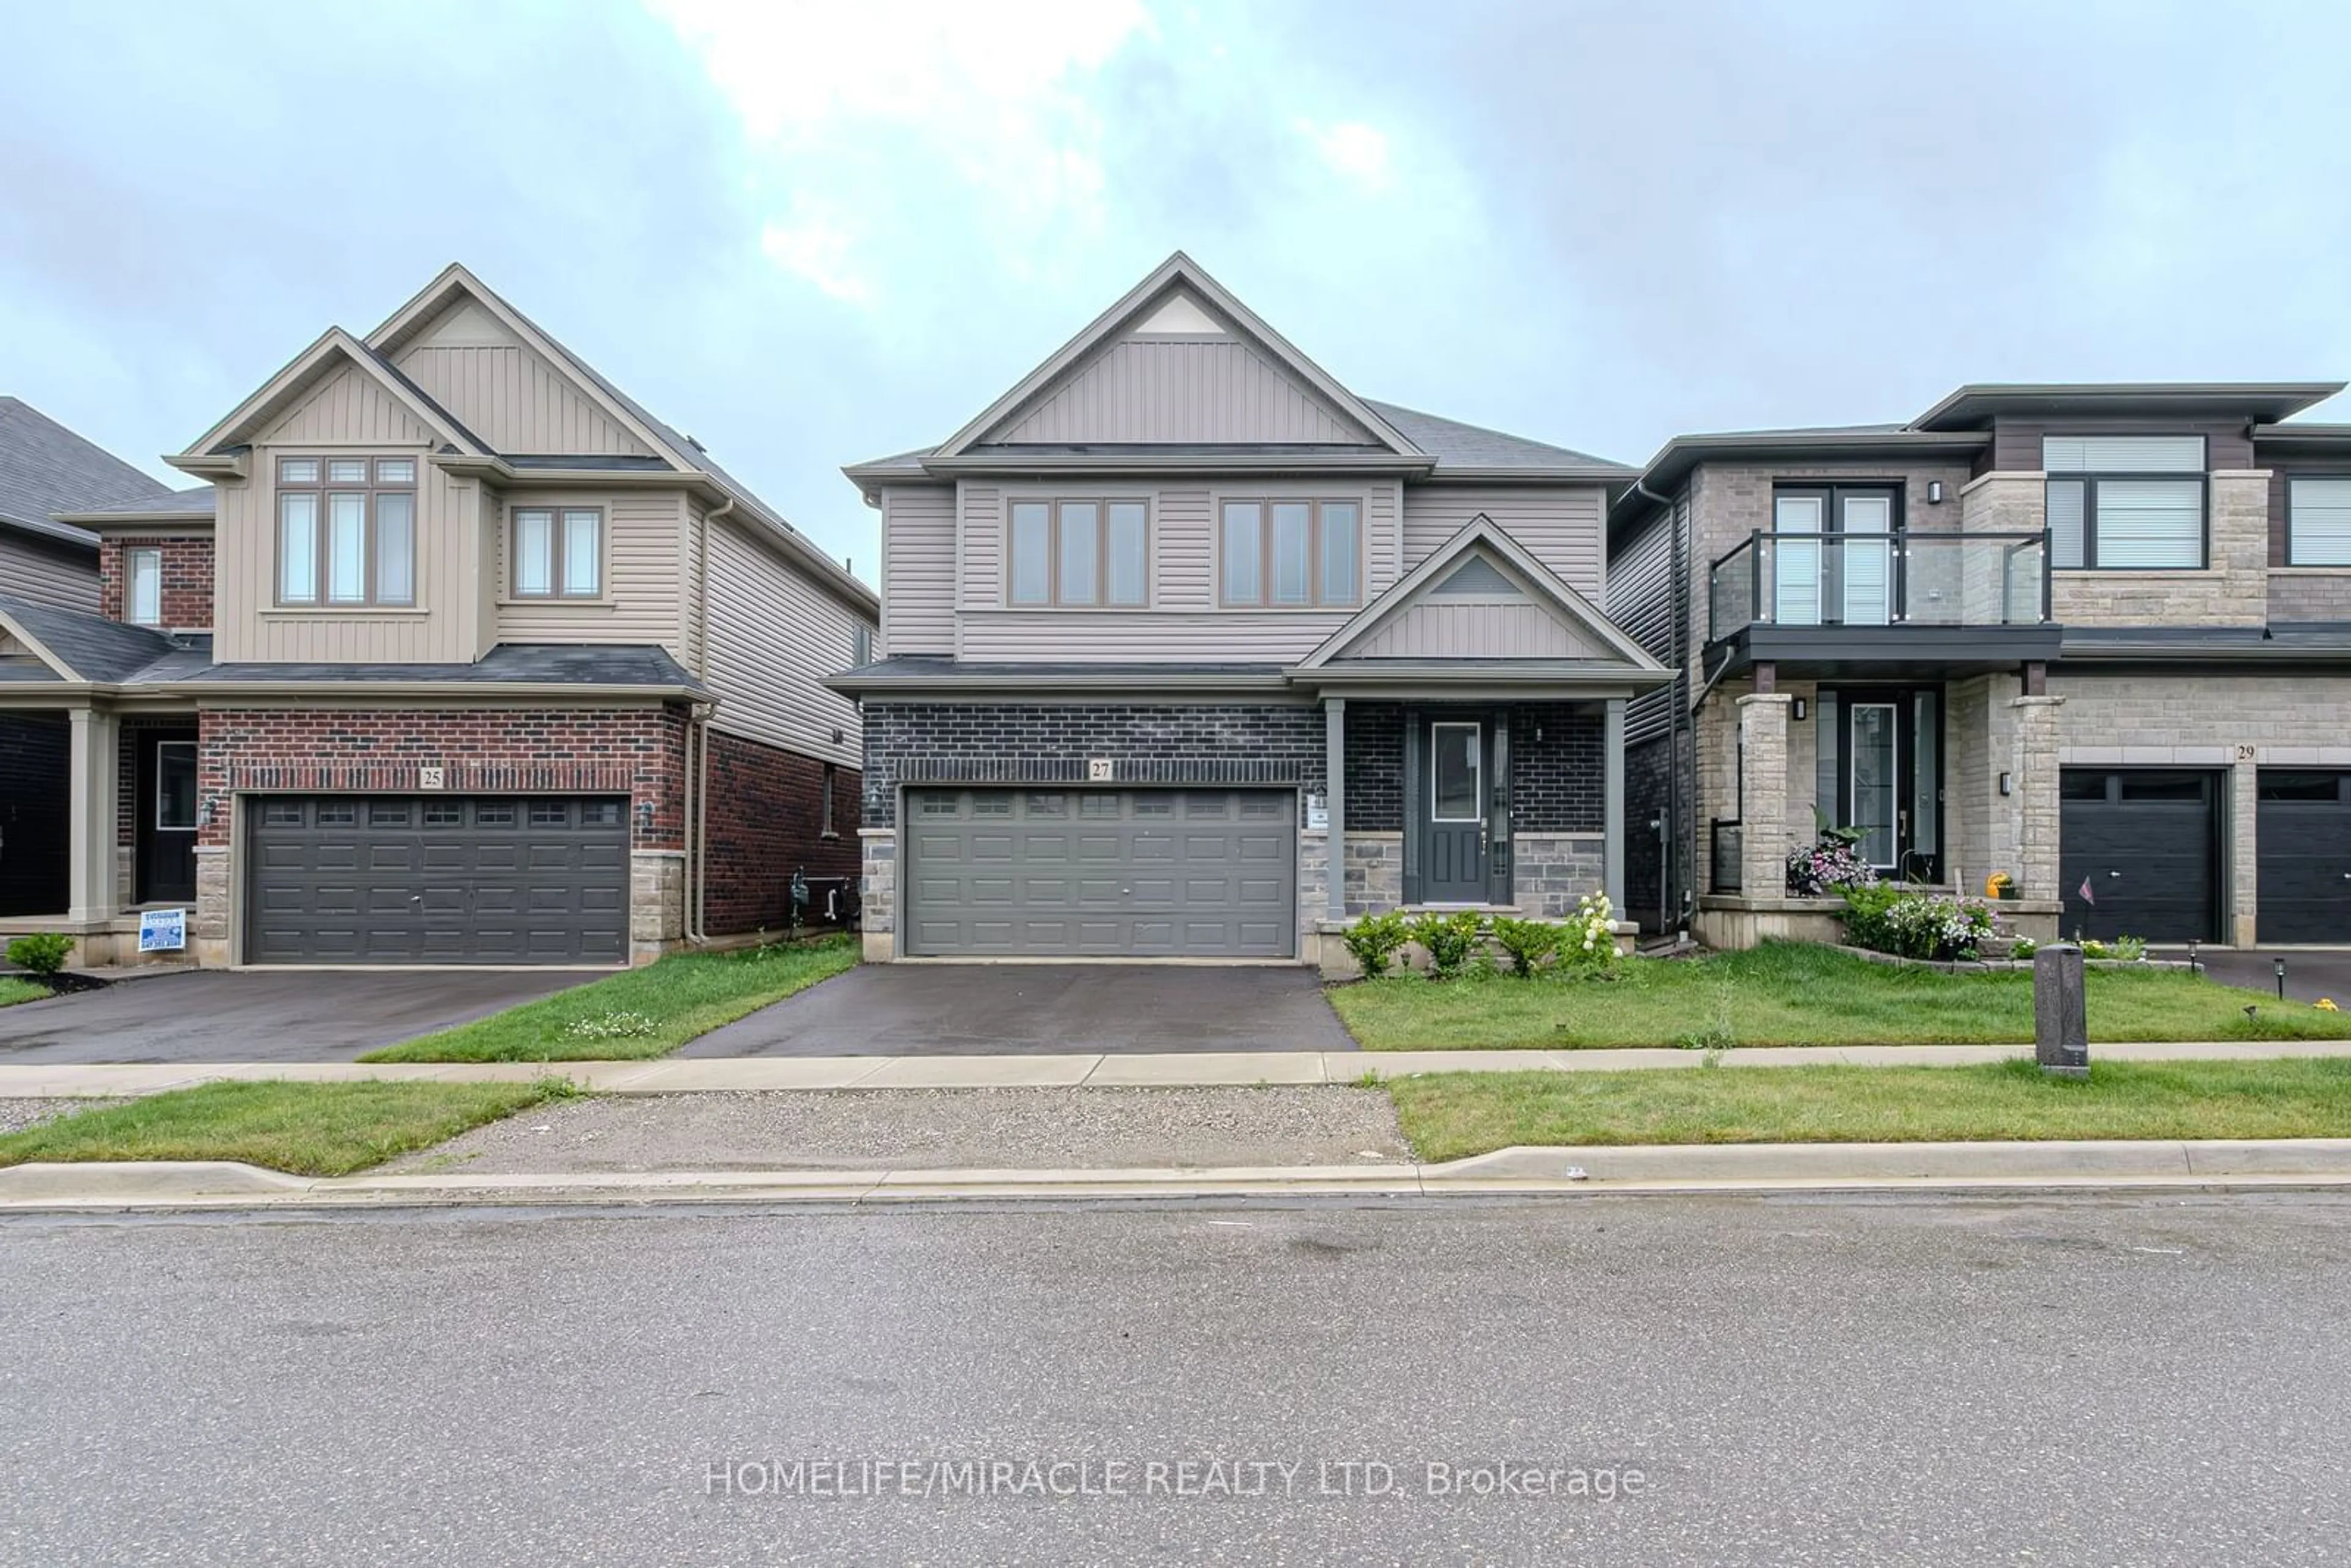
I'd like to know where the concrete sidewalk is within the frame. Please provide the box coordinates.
[1,1038,2347,1098]
[7,1137,2351,1210]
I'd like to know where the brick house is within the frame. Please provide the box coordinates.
[0,264,873,967]
[1605,383,2351,949]
[834,253,1669,967]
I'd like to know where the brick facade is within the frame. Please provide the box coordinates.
[702,727,862,934]
[1510,705,1605,833]
[98,536,213,628]
[1343,702,1404,831]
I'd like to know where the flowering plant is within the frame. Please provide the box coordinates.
[1787,826,1878,896]
[1841,884,1997,960]
[1556,892,1620,974]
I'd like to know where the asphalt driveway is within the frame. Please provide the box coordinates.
[2157,947,2351,1007]
[0,969,594,1063]
[682,963,1359,1057]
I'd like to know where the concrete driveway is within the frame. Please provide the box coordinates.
[0,969,595,1064]
[2156,947,2351,1006]
[682,964,1359,1057]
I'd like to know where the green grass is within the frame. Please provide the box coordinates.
[0,1078,576,1176]
[0,978,47,1009]
[1389,1057,2351,1163]
[360,935,858,1062]
[1331,940,2351,1051]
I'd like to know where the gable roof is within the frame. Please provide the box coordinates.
[175,328,491,462]
[0,397,170,549]
[0,593,178,682]
[53,487,217,525]
[1295,514,1668,682]
[1361,401,1630,479]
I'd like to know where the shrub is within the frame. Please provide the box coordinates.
[1408,911,1484,979]
[2009,936,2038,961]
[1488,916,1559,980]
[1340,911,1411,978]
[1556,892,1622,975]
[5,933,73,978]
[2080,935,2147,962]
[1787,826,1878,896]
[1839,887,1997,961]
[1837,883,1903,952]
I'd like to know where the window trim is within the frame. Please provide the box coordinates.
[1002,495,1152,609]
[273,453,419,607]
[2285,473,2351,568]
[1215,495,1365,609]
[2042,433,2208,572]
[154,740,197,834]
[820,762,839,838]
[508,503,608,601]
[125,546,163,626]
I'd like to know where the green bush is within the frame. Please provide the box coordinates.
[1488,916,1560,979]
[1340,911,1411,978]
[2081,935,2147,962]
[1837,883,1903,953]
[1555,892,1624,974]
[1409,911,1485,980]
[1838,885,1997,960]
[2009,937,2038,961]
[4,933,73,977]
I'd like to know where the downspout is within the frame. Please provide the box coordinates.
[1631,476,1687,936]
[687,495,734,945]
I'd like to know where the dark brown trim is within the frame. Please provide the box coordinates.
[509,503,607,600]
[1005,496,1152,607]
[1216,497,1363,609]
[274,454,418,607]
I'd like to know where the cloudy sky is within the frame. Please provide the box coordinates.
[6,0,2348,579]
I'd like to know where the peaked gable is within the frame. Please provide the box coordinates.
[936,253,1423,460]
[388,296,657,458]
[180,329,485,459]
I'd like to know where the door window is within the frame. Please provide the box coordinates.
[1431,722,1483,822]
[155,742,197,832]
[1848,703,1898,868]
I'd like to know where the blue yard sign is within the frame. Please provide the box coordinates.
[138,908,187,953]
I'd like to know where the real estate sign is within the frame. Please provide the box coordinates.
[138,909,187,953]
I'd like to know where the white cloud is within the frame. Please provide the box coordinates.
[759,208,873,304]
[1296,118,1392,191]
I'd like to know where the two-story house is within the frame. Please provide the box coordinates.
[1606,382,2351,950]
[834,253,1670,967]
[0,264,874,968]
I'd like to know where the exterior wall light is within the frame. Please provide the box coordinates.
[636,800,656,833]
[1999,772,2013,796]
[1928,480,1946,504]
[1791,698,1807,721]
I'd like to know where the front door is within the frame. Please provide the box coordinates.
[136,733,198,905]
[1423,718,1488,902]
[1829,688,1941,882]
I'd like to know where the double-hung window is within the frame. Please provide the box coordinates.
[1007,498,1148,606]
[511,506,604,598]
[1218,498,1361,606]
[2287,478,2351,567]
[2044,436,2205,569]
[277,457,417,606]
[126,547,163,626]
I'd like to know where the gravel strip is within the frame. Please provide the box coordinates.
[387,1087,1411,1175]
[0,1098,122,1136]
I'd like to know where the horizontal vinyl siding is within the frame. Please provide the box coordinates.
[1608,503,1680,747]
[881,484,955,655]
[0,533,97,611]
[394,343,654,457]
[956,482,1001,623]
[256,362,435,446]
[704,517,868,767]
[493,489,686,655]
[1403,482,1605,594]
[993,340,1374,446]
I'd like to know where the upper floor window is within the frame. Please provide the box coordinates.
[2288,478,2351,567]
[511,506,603,599]
[277,456,416,607]
[126,547,163,626]
[1220,498,1360,607]
[1008,498,1147,607]
[2044,435,2204,570]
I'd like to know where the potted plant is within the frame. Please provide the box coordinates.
[1984,872,2019,902]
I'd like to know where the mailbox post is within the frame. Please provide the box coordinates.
[2034,942,2090,1079]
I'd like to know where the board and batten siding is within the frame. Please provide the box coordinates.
[394,343,654,457]
[1403,482,1607,596]
[880,484,955,655]
[1348,599,1603,660]
[257,362,437,448]
[990,340,1376,447]
[0,532,97,611]
[491,489,688,656]
[702,516,868,767]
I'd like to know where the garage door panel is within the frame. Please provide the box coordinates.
[2258,771,2351,943]
[2060,770,2220,943]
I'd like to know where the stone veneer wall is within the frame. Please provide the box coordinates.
[2049,471,2270,629]
[1514,832,1606,916]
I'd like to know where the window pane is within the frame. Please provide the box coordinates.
[128,549,162,625]
[1058,501,1099,605]
[1772,495,1824,625]
[514,509,553,596]
[327,459,367,484]
[1431,722,1482,820]
[375,458,416,485]
[156,744,197,830]
[278,458,319,484]
[2094,478,2200,568]
[2042,434,2204,473]
[279,492,319,602]
[1270,501,1311,604]
[1010,501,1051,604]
[376,492,414,605]
[562,510,601,596]
[1319,502,1359,604]
[326,493,367,602]
[1221,501,1262,603]
[1106,501,1147,606]
[2046,479,2085,569]
[2291,478,2351,566]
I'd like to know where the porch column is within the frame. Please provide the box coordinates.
[2009,693,2066,905]
[1324,696,1346,922]
[1603,697,1625,915]
[1736,692,1793,898]
[66,705,119,924]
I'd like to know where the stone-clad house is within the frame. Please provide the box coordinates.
[834,253,1669,966]
[1605,382,2351,949]
[0,264,874,967]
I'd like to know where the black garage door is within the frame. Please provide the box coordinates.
[2060,770,2222,943]
[246,795,629,965]
[901,786,1296,958]
[2258,771,2351,944]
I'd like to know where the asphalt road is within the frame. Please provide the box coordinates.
[5,1193,2348,1565]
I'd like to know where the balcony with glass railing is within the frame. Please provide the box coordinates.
[1708,530,2053,642]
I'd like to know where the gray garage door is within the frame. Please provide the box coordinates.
[2257,770,2351,944]
[2059,769,2221,943]
[246,795,629,965]
[901,787,1296,958]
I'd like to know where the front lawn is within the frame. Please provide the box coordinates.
[1390,1057,2351,1163]
[0,978,47,1009]
[361,935,857,1062]
[0,1078,575,1177]
[1332,940,2351,1051]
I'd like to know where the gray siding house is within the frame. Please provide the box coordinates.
[836,253,1668,966]
[1606,382,2351,950]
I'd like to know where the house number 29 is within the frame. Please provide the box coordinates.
[2235,745,2257,762]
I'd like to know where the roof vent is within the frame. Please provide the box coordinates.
[683,433,707,452]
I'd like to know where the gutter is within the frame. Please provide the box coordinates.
[686,495,733,947]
